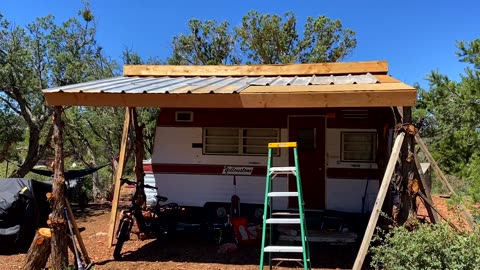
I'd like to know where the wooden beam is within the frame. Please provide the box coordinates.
[414,134,455,193]
[242,82,415,93]
[413,151,439,223]
[65,198,91,264]
[44,90,416,108]
[414,134,476,230]
[352,132,405,270]
[374,74,401,83]
[123,61,388,77]
[107,108,131,247]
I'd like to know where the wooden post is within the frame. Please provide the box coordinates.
[414,134,455,194]
[107,108,131,247]
[413,151,438,223]
[50,106,68,269]
[23,228,52,270]
[65,198,91,264]
[414,134,476,230]
[352,132,405,270]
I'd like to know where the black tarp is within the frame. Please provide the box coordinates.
[0,178,51,252]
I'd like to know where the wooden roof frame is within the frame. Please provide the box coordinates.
[42,60,417,108]
[123,60,388,77]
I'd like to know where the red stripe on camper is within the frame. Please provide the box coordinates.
[143,163,268,176]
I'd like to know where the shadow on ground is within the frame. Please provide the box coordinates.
[97,231,359,269]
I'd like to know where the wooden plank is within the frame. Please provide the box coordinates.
[44,89,416,108]
[123,61,388,77]
[352,132,405,270]
[107,108,131,247]
[414,134,455,193]
[242,82,415,93]
[414,134,476,230]
[374,74,401,83]
[413,151,439,223]
[65,198,91,264]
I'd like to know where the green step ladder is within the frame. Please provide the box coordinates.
[259,142,311,270]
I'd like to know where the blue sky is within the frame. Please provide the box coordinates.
[2,0,479,87]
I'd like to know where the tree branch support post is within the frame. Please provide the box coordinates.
[415,134,476,230]
[50,106,68,269]
[107,108,132,247]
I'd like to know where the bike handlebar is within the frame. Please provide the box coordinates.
[120,178,158,190]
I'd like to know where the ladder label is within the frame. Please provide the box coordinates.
[268,142,297,148]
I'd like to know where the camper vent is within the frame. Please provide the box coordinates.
[341,109,369,119]
[175,111,193,122]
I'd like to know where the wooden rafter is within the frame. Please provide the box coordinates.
[123,61,388,77]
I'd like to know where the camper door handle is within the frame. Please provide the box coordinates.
[318,167,323,171]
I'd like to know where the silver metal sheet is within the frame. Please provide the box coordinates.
[43,73,379,94]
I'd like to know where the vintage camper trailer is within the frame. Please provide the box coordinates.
[138,63,412,215]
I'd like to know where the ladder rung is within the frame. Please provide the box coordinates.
[272,258,306,262]
[268,192,298,197]
[269,167,296,173]
[268,142,297,148]
[266,218,300,224]
[264,246,303,253]
[272,212,299,216]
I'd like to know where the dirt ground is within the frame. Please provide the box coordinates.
[0,194,469,270]
[1,203,358,270]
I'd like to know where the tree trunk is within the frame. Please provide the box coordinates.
[398,107,418,226]
[50,106,68,269]
[132,108,145,185]
[23,228,52,270]
[10,124,54,178]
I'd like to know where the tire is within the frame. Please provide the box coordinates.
[113,219,131,260]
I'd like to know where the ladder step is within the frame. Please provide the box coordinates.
[269,167,296,174]
[264,246,303,253]
[266,218,300,224]
[272,212,299,216]
[271,258,305,262]
[268,192,298,197]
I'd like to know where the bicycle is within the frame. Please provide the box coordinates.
[113,178,182,260]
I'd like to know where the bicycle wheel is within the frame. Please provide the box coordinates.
[113,219,131,260]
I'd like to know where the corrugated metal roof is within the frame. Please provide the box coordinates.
[43,73,379,94]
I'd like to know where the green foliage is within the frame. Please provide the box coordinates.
[298,15,357,63]
[370,223,480,270]
[169,10,357,65]
[168,19,237,65]
[0,6,117,184]
[415,39,480,200]
[236,11,298,64]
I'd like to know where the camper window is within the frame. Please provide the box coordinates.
[203,128,279,156]
[341,132,376,162]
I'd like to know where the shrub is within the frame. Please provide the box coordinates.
[369,222,480,270]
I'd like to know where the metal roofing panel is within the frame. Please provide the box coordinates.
[42,73,380,95]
